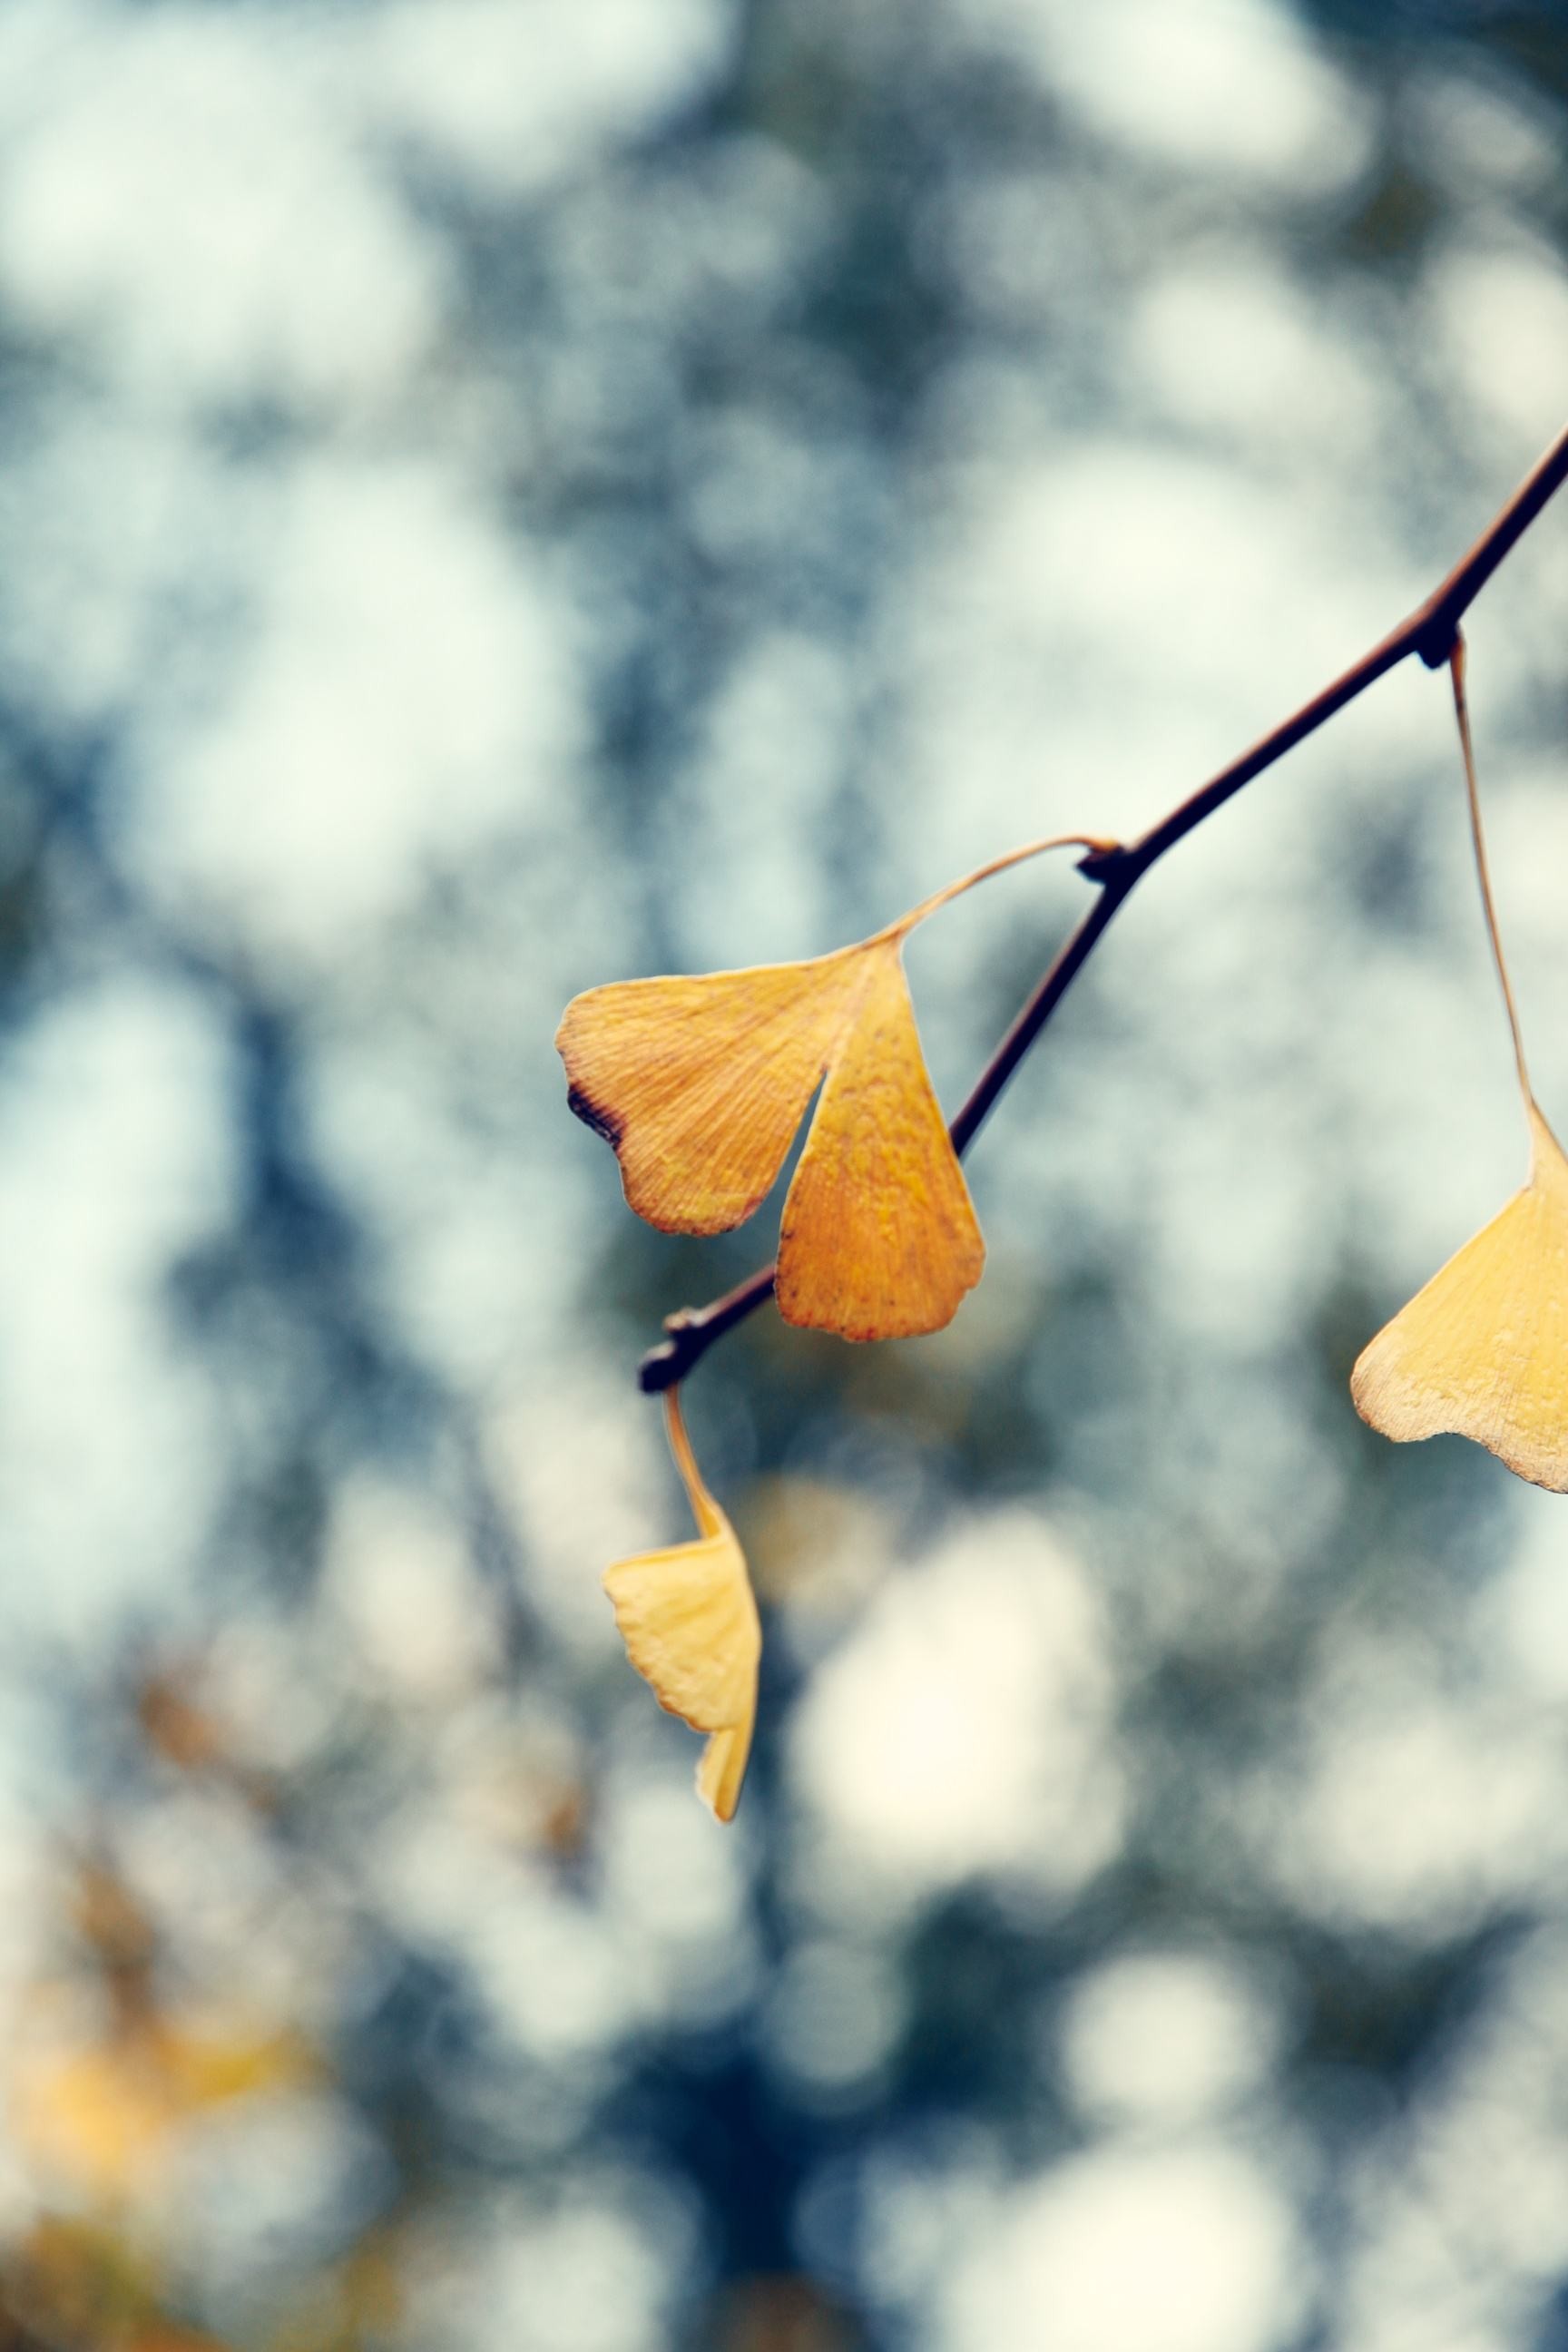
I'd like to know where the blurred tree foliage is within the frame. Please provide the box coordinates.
[1,2,1567,2348]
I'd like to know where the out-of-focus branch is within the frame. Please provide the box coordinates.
[638,416,1568,1395]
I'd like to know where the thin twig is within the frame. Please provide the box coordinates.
[639,417,1568,1394]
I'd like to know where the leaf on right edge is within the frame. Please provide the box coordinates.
[1352,1098,1568,1491]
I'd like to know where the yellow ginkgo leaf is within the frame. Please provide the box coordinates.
[603,1387,760,1820]
[1352,1100,1568,1491]
[559,947,867,1238]
[557,831,1107,1341]
[776,937,984,1338]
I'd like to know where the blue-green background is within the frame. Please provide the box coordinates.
[2,3,1568,2347]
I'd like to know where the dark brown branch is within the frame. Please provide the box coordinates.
[639,416,1568,1395]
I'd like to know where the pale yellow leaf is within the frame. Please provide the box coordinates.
[1352,1099,1568,1491]
[603,1390,760,1820]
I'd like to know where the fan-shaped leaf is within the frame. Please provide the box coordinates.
[603,1389,760,1820]
[1352,1100,1568,1491]
[559,935,980,1339]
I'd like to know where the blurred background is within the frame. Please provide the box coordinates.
[0,0,1567,2346]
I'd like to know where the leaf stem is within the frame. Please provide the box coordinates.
[875,831,1122,942]
[662,1382,704,1503]
[1449,633,1532,1120]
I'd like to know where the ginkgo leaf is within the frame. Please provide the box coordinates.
[603,1387,760,1820]
[1352,1100,1568,1491]
[558,948,866,1237]
[557,831,1107,1342]
[776,937,985,1338]
[1356,639,1568,1494]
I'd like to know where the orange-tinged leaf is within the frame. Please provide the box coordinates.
[559,934,977,1341]
[557,952,864,1235]
[603,1389,760,1820]
[1352,1100,1568,1490]
[776,938,984,1338]
[559,830,1111,1344]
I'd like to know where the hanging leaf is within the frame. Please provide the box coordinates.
[1352,1100,1568,1491]
[558,832,1108,1341]
[603,1388,760,1820]
[1354,642,1568,1492]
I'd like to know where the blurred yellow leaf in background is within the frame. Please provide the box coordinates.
[15,1998,311,2200]
[5,2215,166,2349]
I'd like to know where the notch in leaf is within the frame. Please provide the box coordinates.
[557,832,1112,1343]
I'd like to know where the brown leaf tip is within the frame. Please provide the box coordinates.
[567,1083,624,1150]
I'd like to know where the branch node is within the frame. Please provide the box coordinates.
[1415,609,1460,671]
[1075,838,1132,886]
[638,1336,683,1393]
